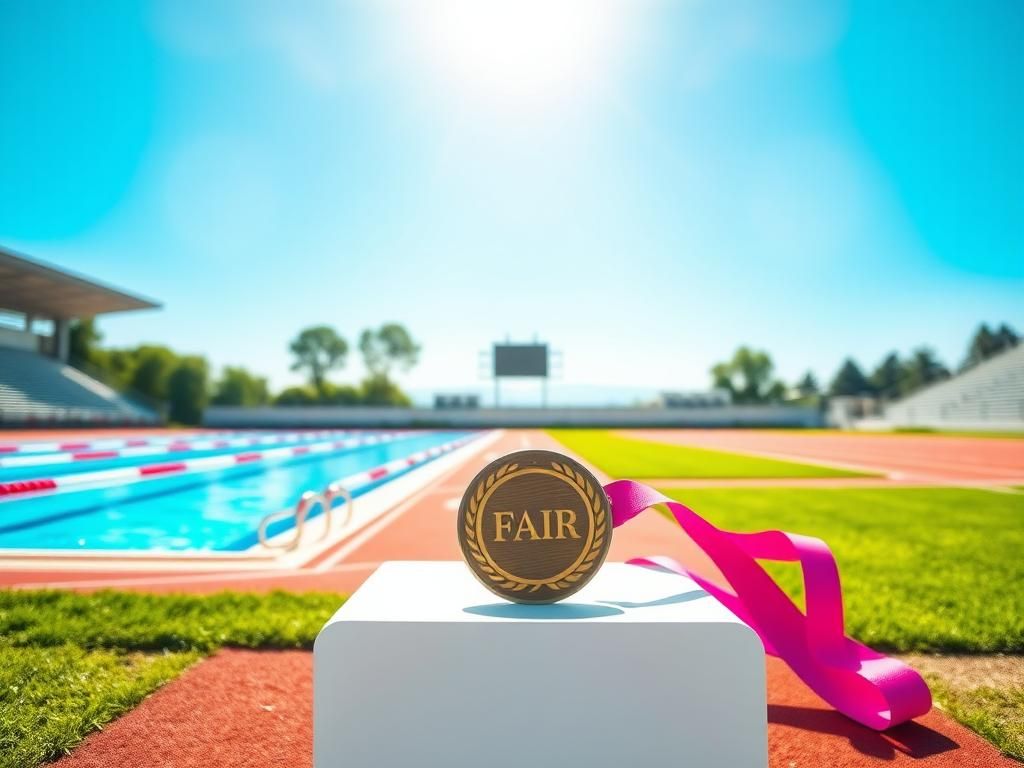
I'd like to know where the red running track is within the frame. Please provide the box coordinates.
[624,429,1024,482]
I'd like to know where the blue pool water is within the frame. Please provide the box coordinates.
[0,430,472,552]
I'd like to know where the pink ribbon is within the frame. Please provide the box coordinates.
[606,479,932,730]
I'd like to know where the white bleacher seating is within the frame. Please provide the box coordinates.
[0,346,158,425]
[882,345,1024,430]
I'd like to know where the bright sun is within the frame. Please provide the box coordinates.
[400,0,641,111]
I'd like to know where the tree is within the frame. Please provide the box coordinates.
[360,374,412,406]
[828,358,873,396]
[98,348,140,391]
[901,347,949,394]
[211,366,269,406]
[275,386,319,406]
[963,322,1019,369]
[995,324,1020,351]
[709,346,785,404]
[167,356,209,425]
[359,323,421,378]
[870,352,904,400]
[793,371,819,398]
[320,382,362,405]
[69,318,102,363]
[289,326,348,395]
[129,345,179,400]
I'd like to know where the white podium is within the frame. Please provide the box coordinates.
[314,561,766,767]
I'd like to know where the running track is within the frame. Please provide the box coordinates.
[2,428,1015,766]
[624,429,1024,484]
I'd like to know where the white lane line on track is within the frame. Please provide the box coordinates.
[10,561,382,590]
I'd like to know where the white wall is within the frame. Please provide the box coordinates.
[204,405,823,429]
[0,327,38,352]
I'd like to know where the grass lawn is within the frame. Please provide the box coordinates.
[656,487,1024,653]
[0,646,198,768]
[927,673,1024,760]
[0,590,343,768]
[549,429,870,478]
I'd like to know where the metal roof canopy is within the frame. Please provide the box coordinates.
[0,246,160,319]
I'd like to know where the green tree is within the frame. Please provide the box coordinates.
[211,366,269,406]
[360,374,412,406]
[828,358,873,396]
[68,318,102,363]
[100,349,140,391]
[274,386,319,406]
[320,382,362,405]
[129,345,179,400]
[870,352,904,400]
[962,322,1019,369]
[167,356,209,425]
[793,371,819,398]
[901,347,949,394]
[358,323,421,378]
[709,346,785,404]
[289,326,348,396]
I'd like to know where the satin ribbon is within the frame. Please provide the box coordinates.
[605,479,932,730]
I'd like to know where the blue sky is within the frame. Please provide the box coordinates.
[1,0,1021,404]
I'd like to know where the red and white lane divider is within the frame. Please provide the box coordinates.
[0,432,416,499]
[0,429,353,456]
[334,434,478,492]
[0,429,359,470]
[0,433,203,455]
[257,433,481,551]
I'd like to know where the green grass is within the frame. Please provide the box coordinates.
[928,676,1024,761]
[655,487,1024,653]
[0,645,199,768]
[549,429,869,478]
[0,589,344,768]
[0,590,342,651]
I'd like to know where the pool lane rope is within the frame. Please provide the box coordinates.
[259,433,479,550]
[607,479,932,731]
[0,431,419,498]
[0,429,356,467]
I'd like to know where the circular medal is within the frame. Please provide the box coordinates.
[457,449,611,604]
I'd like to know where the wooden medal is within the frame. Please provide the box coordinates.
[457,449,611,604]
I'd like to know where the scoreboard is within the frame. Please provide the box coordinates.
[493,344,548,378]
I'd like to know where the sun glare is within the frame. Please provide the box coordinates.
[404,0,639,111]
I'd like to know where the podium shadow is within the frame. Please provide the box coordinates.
[768,705,960,760]
[463,603,625,619]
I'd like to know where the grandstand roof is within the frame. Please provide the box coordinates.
[0,246,160,318]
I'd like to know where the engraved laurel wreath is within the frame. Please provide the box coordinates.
[464,461,607,593]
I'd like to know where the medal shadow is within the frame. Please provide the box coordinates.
[463,603,624,619]
[462,589,711,619]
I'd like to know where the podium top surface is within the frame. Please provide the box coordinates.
[324,561,747,627]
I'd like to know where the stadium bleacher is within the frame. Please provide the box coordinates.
[0,346,158,424]
[0,245,161,426]
[881,344,1024,430]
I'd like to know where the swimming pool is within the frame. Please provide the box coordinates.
[0,429,476,552]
